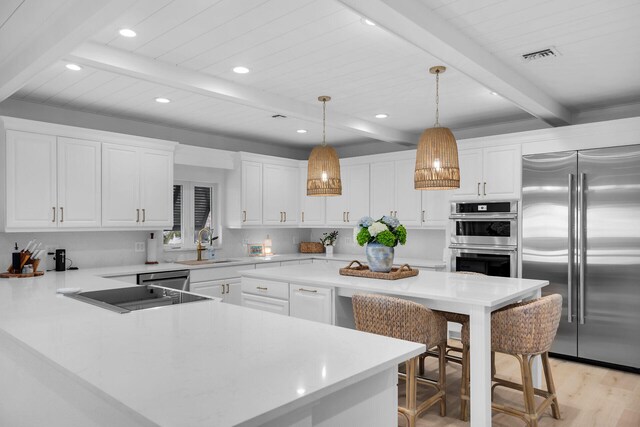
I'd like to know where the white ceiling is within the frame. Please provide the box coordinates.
[4,0,640,148]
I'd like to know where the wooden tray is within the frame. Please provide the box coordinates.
[0,271,44,278]
[339,260,419,280]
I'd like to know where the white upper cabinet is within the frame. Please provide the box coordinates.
[263,163,298,225]
[57,137,101,228]
[5,131,101,230]
[241,161,262,225]
[452,145,521,200]
[102,144,173,228]
[225,154,299,228]
[139,148,173,227]
[1,117,176,232]
[326,163,370,225]
[421,190,450,228]
[102,143,140,227]
[482,145,521,199]
[370,159,421,226]
[5,131,58,229]
[299,164,325,225]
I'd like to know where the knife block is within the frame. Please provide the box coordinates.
[2,252,44,278]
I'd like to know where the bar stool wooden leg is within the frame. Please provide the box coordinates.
[419,354,425,376]
[403,357,418,427]
[522,355,539,427]
[438,344,447,417]
[460,342,470,421]
[542,352,561,419]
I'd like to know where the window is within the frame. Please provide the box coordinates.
[164,182,218,249]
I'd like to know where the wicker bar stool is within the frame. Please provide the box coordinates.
[352,293,448,427]
[460,294,563,426]
[419,271,484,420]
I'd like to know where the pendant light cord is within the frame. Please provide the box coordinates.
[434,70,440,127]
[322,99,326,146]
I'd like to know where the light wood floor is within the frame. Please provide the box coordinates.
[398,344,640,427]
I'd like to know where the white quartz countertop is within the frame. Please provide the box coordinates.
[81,253,445,278]
[240,263,548,309]
[0,265,423,426]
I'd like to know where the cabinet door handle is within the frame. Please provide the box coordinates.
[142,208,146,222]
[298,288,318,293]
[390,210,393,216]
[394,211,397,218]
[242,210,247,222]
[421,210,425,223]
[346,211,350,222]
[52,207,56,223]
[284,211,287,222]
[477,182,480,196]
[60,207,64,223]
[136,209,140,223]
[342,212,346,222]
[256,286,268,291]
[302,211,304,222]
[483,182,486,196]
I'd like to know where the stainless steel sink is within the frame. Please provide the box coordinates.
[175,259,237,266]
[65,285,214,314]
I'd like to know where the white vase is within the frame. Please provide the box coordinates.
[325,245,334,257]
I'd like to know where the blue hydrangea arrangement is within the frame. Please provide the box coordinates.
[354,216,407,247]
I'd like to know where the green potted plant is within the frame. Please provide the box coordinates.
[320,230,339,256]
[354,216,407,272]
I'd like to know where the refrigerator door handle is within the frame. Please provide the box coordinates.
[578,172,586,324]
[568,174,574,323]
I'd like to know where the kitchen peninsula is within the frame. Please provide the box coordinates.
[0,267,423,427]
[239,263,550,427]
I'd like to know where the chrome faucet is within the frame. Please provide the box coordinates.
[196,227,211,261]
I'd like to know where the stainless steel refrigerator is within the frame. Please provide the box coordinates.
[522,145,640,369]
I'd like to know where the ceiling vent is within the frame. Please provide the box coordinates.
[271,114,287,118]
[521,47,560,62]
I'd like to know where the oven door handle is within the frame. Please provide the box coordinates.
[449,245,518,254]
[449,213,517,220]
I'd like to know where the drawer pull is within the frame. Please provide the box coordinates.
[298,288,317,293]
[256,286,268,291]
[136,208,140,223]
[52,206,56,222]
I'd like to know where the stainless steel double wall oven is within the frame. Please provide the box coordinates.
[449,200,518,277]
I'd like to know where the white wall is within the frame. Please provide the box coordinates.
[309,228,447,261]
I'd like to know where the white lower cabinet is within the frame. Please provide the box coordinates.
[241,293,289,315]
[191,278,241,305]
[241,277,290,315]
[240,277,333,325]
[289,285,333,324]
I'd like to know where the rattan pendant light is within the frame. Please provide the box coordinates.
[307,96,342,196]
[414,66,460,190]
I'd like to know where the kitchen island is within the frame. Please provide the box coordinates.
[240,263,550,427]
[0,268,423,427]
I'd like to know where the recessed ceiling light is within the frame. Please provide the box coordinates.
[119,28,137,38]
[65,63,82,71]
[361,18,376,26]
[490,91,499,96]
[155,97,171,103]
[375,113,388,119]
[297,129,307,134]
[233,66,250,74]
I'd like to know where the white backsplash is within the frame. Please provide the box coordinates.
[309,228,447,261]
[0,231,153,270]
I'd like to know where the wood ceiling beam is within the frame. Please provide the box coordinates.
[69,42,416,144]
[338,0,573,126]
[0,0,137,103]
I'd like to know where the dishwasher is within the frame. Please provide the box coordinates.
[137,270,190,291]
